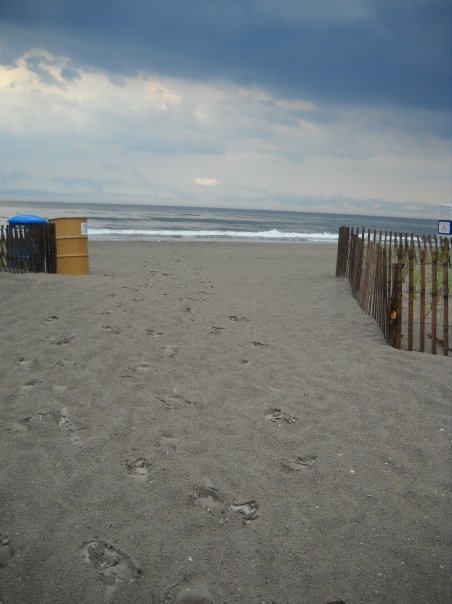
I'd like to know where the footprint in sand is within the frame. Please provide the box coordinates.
[20,378,41,393]
[252,341,268,348]
[126,458,153,482]
[162,345,179,358]
[281,454,317,472]
[101,325,121,334]
[159,435,180,451]
[25,409,83,444]
[229,500,259,521]
[191,485,227,514]
[123,362,151,377]
[0,537,14,568]
[52,384,68,394]
[57,408,83,444]
[53,359,84,370]
[159,395,196,410]
[228,315,247,322]
[45,314,59,323]
[6,418,30,434]
[145,328,164,337]
[15,355,39,370]
[191,485,259,521]
[165,574,213,604]
[209,326,225,334]
[181,304,195,314]
[136,361,151,373]
[265,409,296,425]
[48,334,75,345]
[81,538,141,596]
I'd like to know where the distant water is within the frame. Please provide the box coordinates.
[0,201,440,242]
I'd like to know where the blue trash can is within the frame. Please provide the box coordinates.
[7,215,49,272]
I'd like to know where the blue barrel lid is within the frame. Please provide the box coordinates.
[8,214,48,225]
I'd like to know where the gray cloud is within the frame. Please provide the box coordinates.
[0,0,450,110]
[0,2,450,217]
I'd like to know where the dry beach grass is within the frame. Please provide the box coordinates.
[1,241,451,603]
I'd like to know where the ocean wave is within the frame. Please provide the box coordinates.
[88,228,338,241]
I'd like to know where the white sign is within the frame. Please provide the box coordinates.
[80,222,88,236]
[438,220,451,235]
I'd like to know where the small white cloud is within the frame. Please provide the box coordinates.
[193,177,219,187]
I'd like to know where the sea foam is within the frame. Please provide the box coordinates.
[88,228,338,242]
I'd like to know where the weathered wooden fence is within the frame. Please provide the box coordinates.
[336,226,451,356]
[0,223,56,274]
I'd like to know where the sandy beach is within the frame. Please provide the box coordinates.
[1,240,450,604]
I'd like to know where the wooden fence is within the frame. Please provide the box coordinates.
[0,223,56,274]
[336,227,451,356]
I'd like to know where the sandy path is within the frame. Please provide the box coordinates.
[1,241,450,603]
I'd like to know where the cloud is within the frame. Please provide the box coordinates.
[0,48,450,216]
[0,0,450,110]
[248,0,377,28]
[193,178,219,187]
[0,50,183,141]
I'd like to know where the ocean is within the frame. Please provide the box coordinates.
[0,201,441,242]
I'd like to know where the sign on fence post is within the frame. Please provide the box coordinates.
[438,204,452,235]
[438,221,451,235]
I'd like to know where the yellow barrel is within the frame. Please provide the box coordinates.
[49,217,89,275]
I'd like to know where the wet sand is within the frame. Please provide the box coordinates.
[1,241,451,603]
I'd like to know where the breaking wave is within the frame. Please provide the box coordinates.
[88,228,338,242]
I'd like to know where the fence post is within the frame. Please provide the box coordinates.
[442,240,449,356]
[420,249,426,353]
[395,246,404,349]
[408,247,415,351]
[337,226,350,278]
[382,245,389,341]
[431,251,438,355]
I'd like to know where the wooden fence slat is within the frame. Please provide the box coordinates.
[389,262,398,347]
[382,246,389,341]
[419,249,426,353]
[431,251,438,355]
[395,246,404,349]
[408,247,415,351]
[443,240,449,356]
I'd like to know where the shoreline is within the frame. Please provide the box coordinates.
[87,237,339,244]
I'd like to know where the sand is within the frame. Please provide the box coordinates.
[0,241,450,604]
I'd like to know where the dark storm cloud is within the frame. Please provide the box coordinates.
[0,0,450,109]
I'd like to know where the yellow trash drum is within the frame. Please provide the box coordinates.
[50,217,89,275]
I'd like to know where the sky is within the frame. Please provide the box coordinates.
[0,0,451,217]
